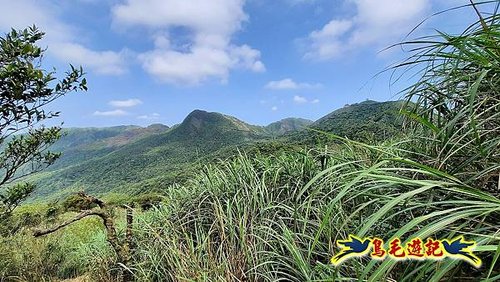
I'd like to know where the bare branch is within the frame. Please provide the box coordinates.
[33,192,134,281]
[33,209,106,237]
[34,207,122,257]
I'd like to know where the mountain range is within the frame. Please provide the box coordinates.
[25,100,405,201]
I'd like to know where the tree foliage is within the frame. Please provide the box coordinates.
[0,26,86,219]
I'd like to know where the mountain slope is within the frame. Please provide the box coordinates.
[293,100,405,142]
[29,110,268,199]
[265,118,313,135]
[48,124,170,170]
[24,101,406,201]
[168,110,267,142]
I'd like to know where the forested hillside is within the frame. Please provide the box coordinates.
[265,117,313,135]
[28,110,264,199]
[25,102,404,200]
[291,100,406,143]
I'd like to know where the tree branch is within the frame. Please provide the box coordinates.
[33,192,134,281]
[77,191,106,209]
[33,209,105,237]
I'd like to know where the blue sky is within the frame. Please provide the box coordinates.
[0,0,481,127]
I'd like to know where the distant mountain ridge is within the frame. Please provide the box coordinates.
[30,109,268,199]
[169,110,266,141]
[265,118,313,135]
[48,124,170,171]
[23,100,405,200]
[295,100,405,142]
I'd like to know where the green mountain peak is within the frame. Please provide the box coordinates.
[266,118,313,135]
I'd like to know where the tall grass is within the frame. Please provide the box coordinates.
[395,0,500,192]
[124,140,497,281]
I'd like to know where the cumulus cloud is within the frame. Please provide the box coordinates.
[265,78,322,90]
[0,0,128,75]
[112,0,265,84]
[139,44,264,85]
[93,109,129,117]
[293,95,319,104]
[304,0,431,60]
[109,98,143,108]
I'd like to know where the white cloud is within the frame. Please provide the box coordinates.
[293,95,319,104]
[93,109,129,117]
[266,79,298,90]
[139,44,264,85]
[137,113,160,120]
[113,0,265,84]
[271,106,278,111]
[0,0,128,75]
[0,1,64,40]
[304,0,431,60]
[293,95,308,104]
[112,0,246,33]
[265,78,322,90]
[109,98,143,108]
[52,43,130,75]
